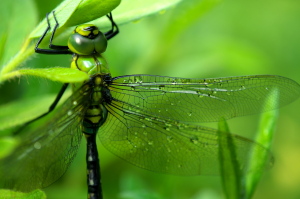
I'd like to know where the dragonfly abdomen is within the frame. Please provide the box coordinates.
[86,133,101,199]
[82,104,108,135]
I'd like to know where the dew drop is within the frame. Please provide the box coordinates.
[190,136,199,144]
[177,124,184,130]
[67,110,73,116]
[158,85,165,90]
[165,123,172,127]
[134,76,143,83]
[167,136,173,142]
[34,142,41,149]
[145,117,152,121]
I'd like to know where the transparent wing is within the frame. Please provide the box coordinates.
[99,98,273,175]
[109,75,300,123]
[0,87,90,192]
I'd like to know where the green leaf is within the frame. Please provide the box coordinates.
[29,0,83,39]
[65,0,121,27]
[0,0,38,72]
[1,0,120,82]
[0,137,19,159]
[30,0,121,39]
[218,118,243,199]
[0,0,190,83]
[101,0,183,26]
[246,89,278,198]
[58,0,186,42]
[2,68,89,83]
[0,189,46,199]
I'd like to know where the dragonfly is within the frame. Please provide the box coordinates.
[1,11,300,199]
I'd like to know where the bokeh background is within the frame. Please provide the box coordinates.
[1,0,300,198]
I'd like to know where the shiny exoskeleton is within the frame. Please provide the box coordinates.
[34,12,118,199]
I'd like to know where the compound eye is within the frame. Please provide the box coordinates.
[68,33,94,55]
[94,32,107,54]
[68,25,108,55]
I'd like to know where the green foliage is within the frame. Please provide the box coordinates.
[0,0,37,75]
[0,137,19,159]
[0,0,300,199]
[218,118,243,199]
[0,0,182,83]
[11,68,89,83]
[217,89,279,199]
[0,189,46,199]
[246,89,279,198]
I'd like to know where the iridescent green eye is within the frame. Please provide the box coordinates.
[68,25,107,55]
[68,33,94,55]
[93,32,107,54]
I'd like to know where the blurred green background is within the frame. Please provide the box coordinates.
[1,0,300,198]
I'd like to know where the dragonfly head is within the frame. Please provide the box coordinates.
[68,24,107,55]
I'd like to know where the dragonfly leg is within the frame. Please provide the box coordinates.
[35,11,71,54]
[104,12,119,40]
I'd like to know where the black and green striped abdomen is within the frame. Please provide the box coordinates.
[82,104,108,135]
[80,74,111,199]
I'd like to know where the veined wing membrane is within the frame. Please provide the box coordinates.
[109,75,300,123]
[0,87,90,192]
[100,98,272,175]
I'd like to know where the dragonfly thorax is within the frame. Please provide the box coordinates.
[71,53,110,76]
[68,24,107,55]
